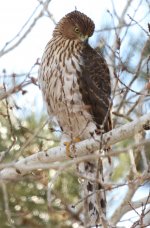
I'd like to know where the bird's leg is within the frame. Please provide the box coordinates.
[64,137,81,157]
[73,137,81,143]
[63,141,72,157]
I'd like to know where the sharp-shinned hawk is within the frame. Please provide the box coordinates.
[39,10,112,227]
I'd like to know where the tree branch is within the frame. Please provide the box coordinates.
[0,0,53,58]
[124,197,150,213]
[0,112,150,182]
[110,173,149,226]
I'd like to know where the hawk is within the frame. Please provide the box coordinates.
[39,10,112,227]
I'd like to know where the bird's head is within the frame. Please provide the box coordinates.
[53,11,95,43]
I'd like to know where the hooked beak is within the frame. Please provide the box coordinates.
[80,35,89,44]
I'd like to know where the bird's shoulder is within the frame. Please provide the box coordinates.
[78,44,112,131]
[81,44,111,95]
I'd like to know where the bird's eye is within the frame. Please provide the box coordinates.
[74,27,80,33]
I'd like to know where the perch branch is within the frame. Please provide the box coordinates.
[0,112,150,181]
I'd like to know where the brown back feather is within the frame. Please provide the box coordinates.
[79,44,112,132]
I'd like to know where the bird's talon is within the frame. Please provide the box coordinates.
[73,137,81,143]
[64,142,72,158]
[64,138,81,158]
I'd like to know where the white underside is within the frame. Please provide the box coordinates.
[39,39,97,142]
[39,36,107,227]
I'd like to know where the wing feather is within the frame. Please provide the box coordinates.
[79,44,112,132]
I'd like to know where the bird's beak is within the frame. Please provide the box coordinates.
[80,35,89,44]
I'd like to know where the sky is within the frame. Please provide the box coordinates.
[0,0,112,73]
[0,0,148,116]
[0,0,149,120]
[0,0,132,116]
[0,1,149,226]
[0,0,148,73]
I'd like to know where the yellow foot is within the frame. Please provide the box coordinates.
[63,141,71,157]
[64,137,81,158]
[73,137,81,143]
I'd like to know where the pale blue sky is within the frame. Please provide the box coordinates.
[0,0,148,73]
[0,0,148,119]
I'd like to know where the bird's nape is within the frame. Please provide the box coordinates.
[53,10,95,41]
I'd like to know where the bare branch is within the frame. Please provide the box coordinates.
[0,0,53,58]
[1,182,15,228]
[0,112,150,181]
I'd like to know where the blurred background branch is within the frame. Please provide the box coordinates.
[0,0,150,227]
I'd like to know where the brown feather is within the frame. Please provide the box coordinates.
[53,10,95,39]
[79,44,112,132]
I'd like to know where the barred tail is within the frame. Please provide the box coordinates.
[79,159,107,227]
